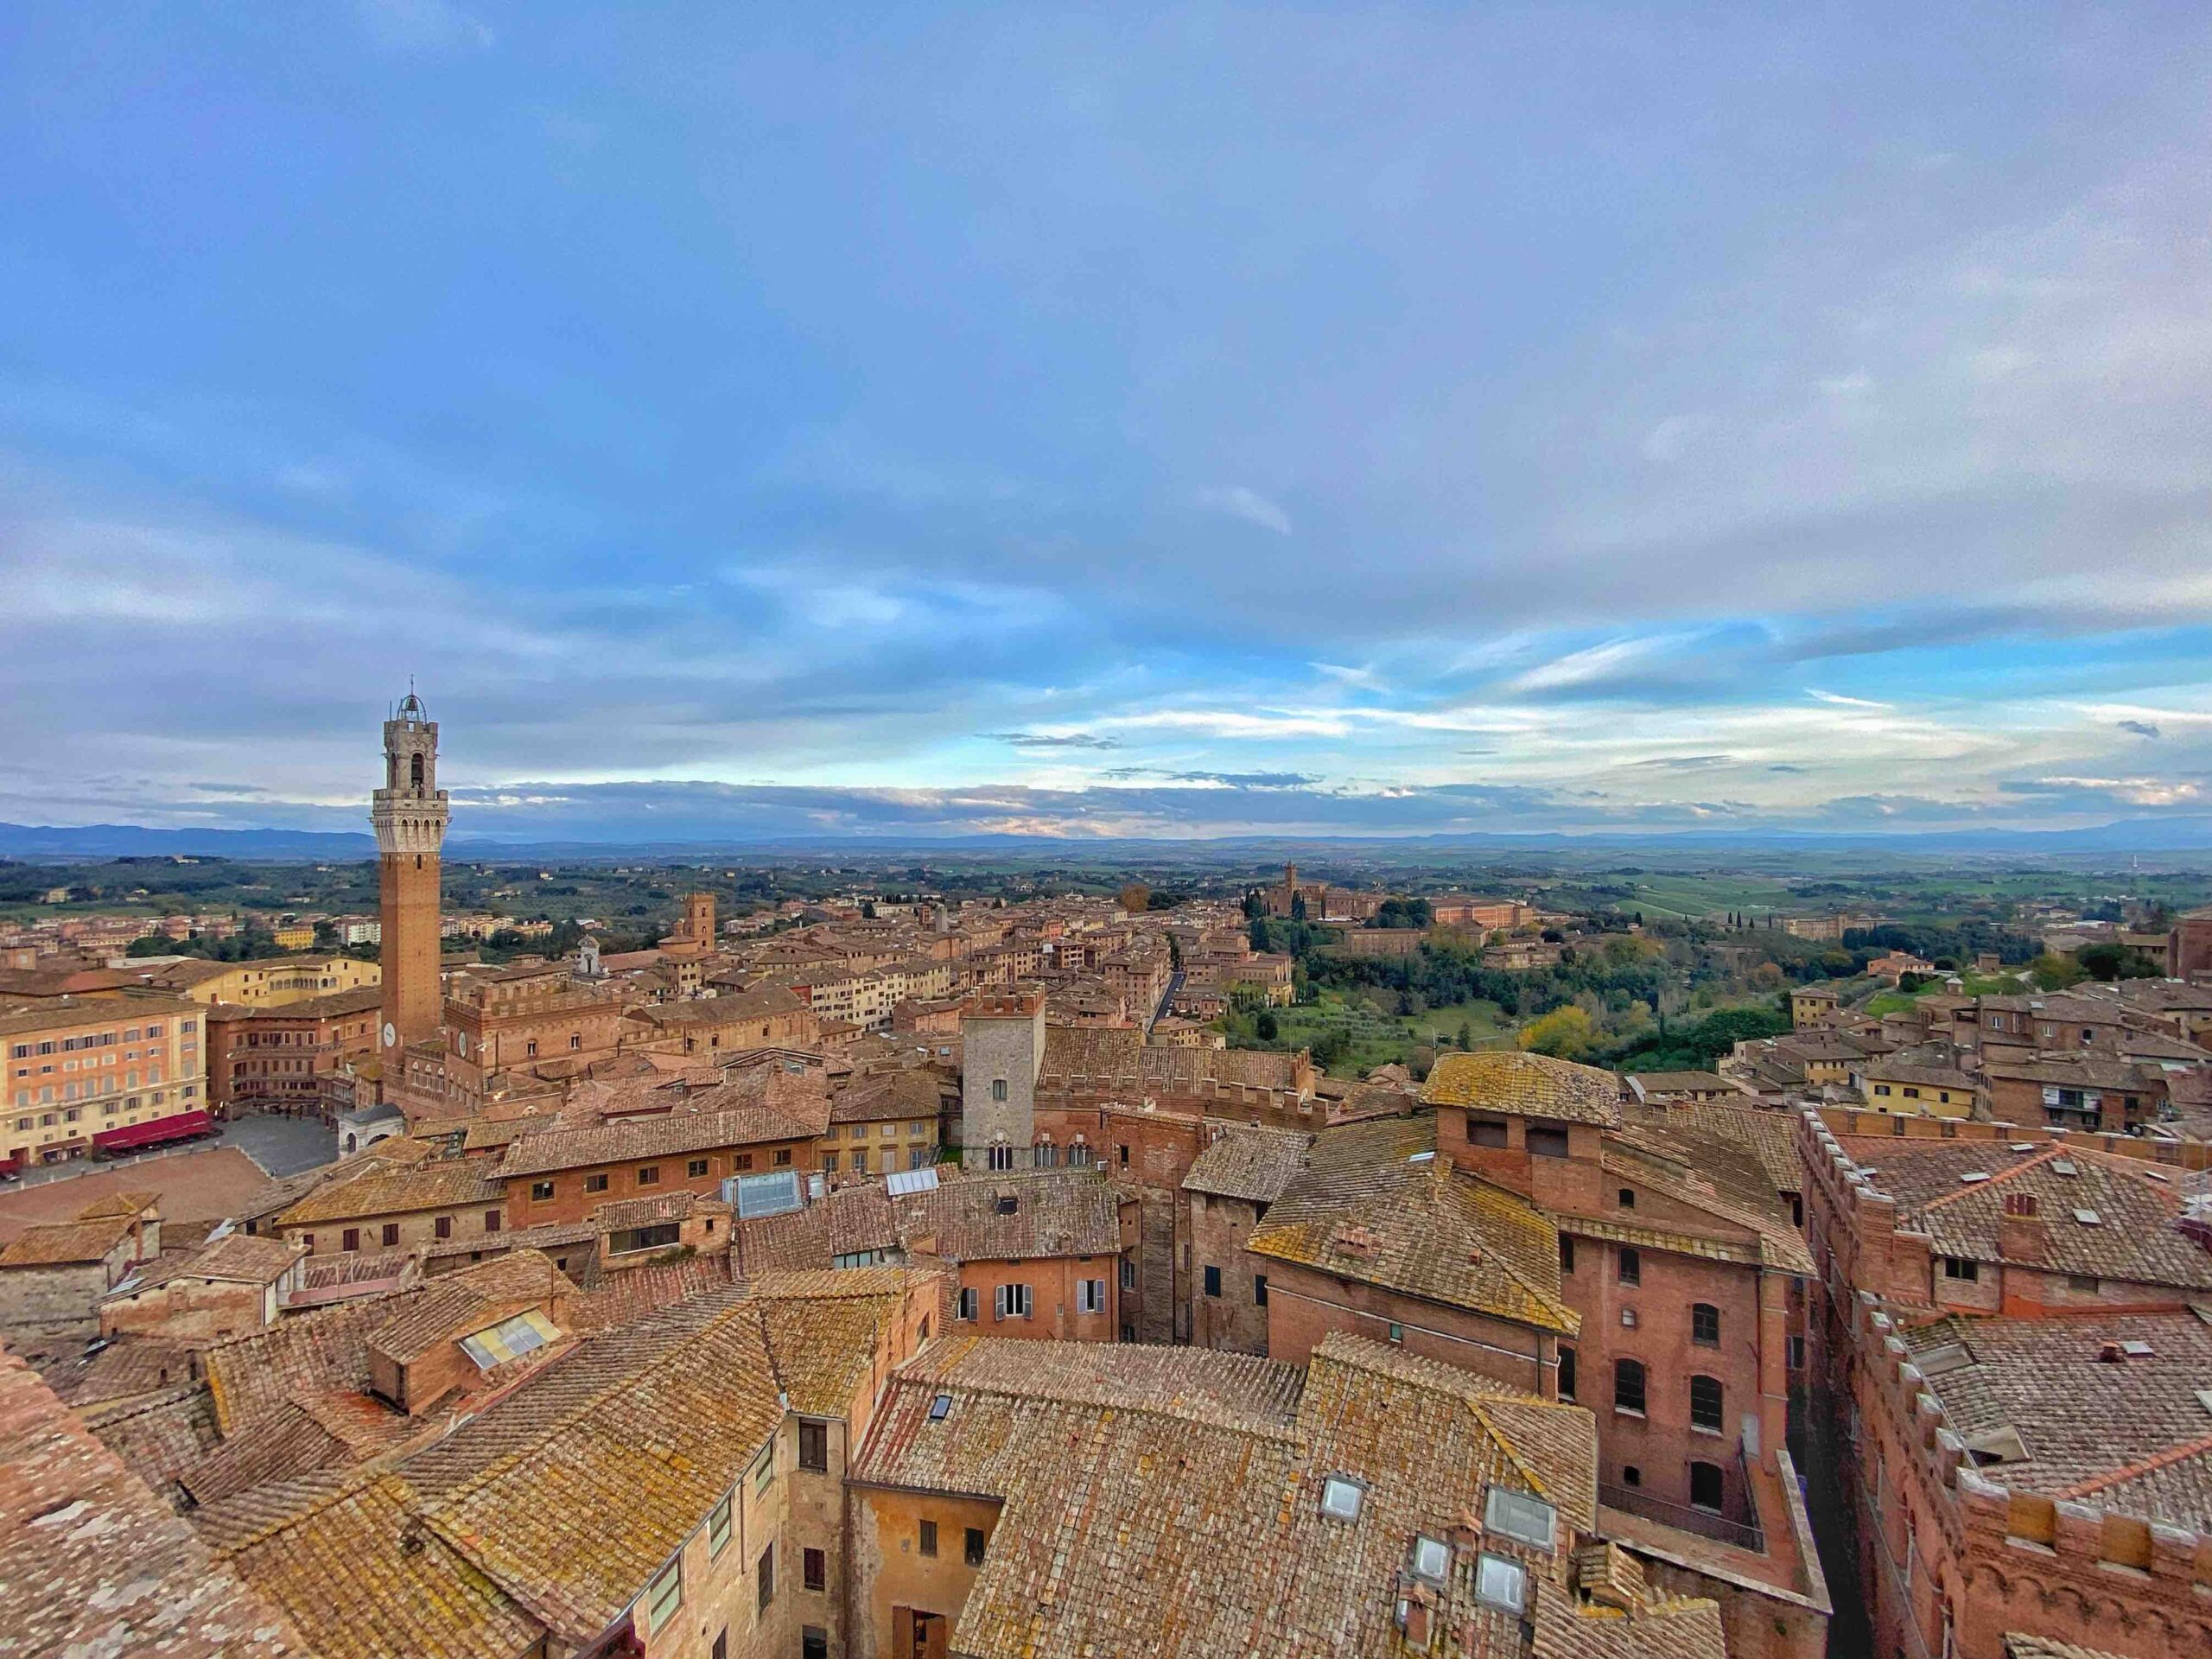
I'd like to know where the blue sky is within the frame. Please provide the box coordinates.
[4,3,2211,841]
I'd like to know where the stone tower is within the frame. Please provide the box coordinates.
[961,992,1046,1170]
[372,690,448,1069]
[683,891,716,945]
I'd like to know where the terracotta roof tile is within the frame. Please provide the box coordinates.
[1247,1116,1580,1334]
[892,1166,1121,1262]
[1424,1051,1625,1125]
[1182,1123,1313,1202]
[0,1350,306,1657]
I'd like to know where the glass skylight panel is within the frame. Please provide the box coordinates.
[1320,1476,1364,1521]
[1483,1486,1557,1548]
[1475,1553,1526,1612]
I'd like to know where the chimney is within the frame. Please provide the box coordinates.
[1998,1192,2047,1263]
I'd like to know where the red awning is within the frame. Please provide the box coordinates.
[92,1109,214,1153]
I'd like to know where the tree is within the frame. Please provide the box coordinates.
[1118,882,1151,914]
[2028,952,2088,991]
[1249,916,1270,953]
[1255,1009,1279,1041]
[1458,1020,1474,1050]
[1290,892,1307,923]
[124,932,174,957]
[1518,1006,1598,1060]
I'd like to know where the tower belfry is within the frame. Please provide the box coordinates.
[372,690,448,1070]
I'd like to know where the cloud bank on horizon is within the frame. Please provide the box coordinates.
[3,4,2210,842]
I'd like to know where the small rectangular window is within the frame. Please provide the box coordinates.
[1204,1264,1222,1298]
[964,1526,987,1566]
[919,1519,938,1556]
[530,1180,554,1202]
[1527,1125,1569,1159]
[689,1158,709,1178]
[645,1558,683,1632]
[1411,1535,1451,1583]
[799,1420,828,1471]
[1618,1247,1640,1286]
[1254,1273,1268,1306]
[803,1547,825,1592]
[584,1173,609,1193]
[1475,1554,1526,1612]
[709,1497,732,1556]
[381,1223,399,1247]
[341,1228,359,1252]
[756,1542,774,1613]
[637,1166,660,1186]
[1320,1476,1364,1520]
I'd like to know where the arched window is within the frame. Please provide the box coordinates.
[1613,1359,1646,1414]
[410,753,424,792]
[1034,1135,1058,1167]
[1691,1303,1719,1346]
[1688,1460,1724,1512]
[1689,1375,1724,1431]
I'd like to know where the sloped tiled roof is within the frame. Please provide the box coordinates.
[732,1181,899,1274]
[1423,1051,1624,1125]
[893,1166,1121,1262]
[0,1351,305,1657]
[1837,1139,2212,1289]
[273,1160,503,1228]
[1246,1115,1580,1334]
[850,1330,1602,1658]
[497,1096,828,1178]
[1902,1310,2212,1524]
[0,1212,136,1268]
[1182,1123,1313,1203]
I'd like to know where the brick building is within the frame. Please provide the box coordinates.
[893,1166,1120,1342]
[1179,1122,1312,1354]
[204,985,382,1121]
[439,959,628,1113]
[1799,1106,2212,1659]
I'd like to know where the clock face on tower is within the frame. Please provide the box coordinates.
[382,1021,397,1049]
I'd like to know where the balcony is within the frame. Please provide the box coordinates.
[1598,1470,1764,1554]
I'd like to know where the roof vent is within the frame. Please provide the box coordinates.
[1964,1426,2028,1465]
[2097,1342,2126,1363]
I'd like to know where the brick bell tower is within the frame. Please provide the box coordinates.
[372,690,448,1071]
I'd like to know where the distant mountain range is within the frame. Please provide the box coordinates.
[6,817,2212,861]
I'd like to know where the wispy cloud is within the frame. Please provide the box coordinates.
[1197,486,1293,537]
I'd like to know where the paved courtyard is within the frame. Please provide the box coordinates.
[0,1115,339,1244]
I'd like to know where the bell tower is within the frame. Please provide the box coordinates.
[372,690,448,1069]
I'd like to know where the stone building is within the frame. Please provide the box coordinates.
[203,986,382,1122]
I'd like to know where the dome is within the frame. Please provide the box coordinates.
[397,690,426,718]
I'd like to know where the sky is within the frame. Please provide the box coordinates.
[4,3,2212,843]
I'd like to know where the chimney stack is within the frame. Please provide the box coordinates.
[1998,1192,2047,1263]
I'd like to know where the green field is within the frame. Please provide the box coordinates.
[1862,968,2029,1018]
[1217,992,1514,1077]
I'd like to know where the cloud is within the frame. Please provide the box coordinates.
[1196,486,1293,537]
[2118,719,2162,738]
[978,731,1123,750]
